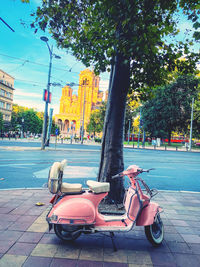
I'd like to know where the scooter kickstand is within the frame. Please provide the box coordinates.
[110,232,117,252]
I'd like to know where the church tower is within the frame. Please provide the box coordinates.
[55,69,103,138]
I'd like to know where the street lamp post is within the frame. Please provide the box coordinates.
[189,97,194,151]
[128,119,131,144]
[81,86,86,144]
[21,118,24,139]
[40,36,60,150]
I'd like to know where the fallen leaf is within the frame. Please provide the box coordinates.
[35,202,45,206]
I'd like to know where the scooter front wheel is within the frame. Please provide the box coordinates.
[144,213,164,247]
[54,224,81,241]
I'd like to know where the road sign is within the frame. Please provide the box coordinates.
[55,129,59,136]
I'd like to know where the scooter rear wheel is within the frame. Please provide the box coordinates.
[144,213,164,247]
[54,224,81,241]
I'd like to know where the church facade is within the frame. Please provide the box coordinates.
[55,69,104,137]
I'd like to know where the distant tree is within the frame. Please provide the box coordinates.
[87,102,106,137]
[124,97,140,140]
[11,104,43,134]
[23,110,42,134]
[193,93,200,138]
[51,119,59,135]
[142,75,199,144]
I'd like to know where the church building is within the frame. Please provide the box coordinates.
[55,69,104,137]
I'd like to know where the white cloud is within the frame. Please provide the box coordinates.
[14,88,41,98]
[99,79,109,92]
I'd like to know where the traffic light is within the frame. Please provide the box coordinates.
[43,89,52,103]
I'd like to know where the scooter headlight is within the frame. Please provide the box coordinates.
[49,214,58,222]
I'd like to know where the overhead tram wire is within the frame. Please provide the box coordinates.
[0,53,80,74]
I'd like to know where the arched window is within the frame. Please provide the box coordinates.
[82,78,89,85]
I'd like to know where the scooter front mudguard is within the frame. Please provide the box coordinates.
[47,197,96,225]
[136,202,162,226]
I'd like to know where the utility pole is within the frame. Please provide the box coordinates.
[189,98,194,151]
[40,36,60,150]
[46,108,53,147]
[81,86,86,144]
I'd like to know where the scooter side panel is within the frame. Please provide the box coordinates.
[136,202,161,226]
[48,197,96,225]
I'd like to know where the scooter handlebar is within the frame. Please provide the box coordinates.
[141,168,155,173]
[112,168,155,179]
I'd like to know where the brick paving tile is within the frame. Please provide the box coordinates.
[18,231,44,243]
[163,225,177,234]
[173,253,200,267]
[167,241,193,254]
[0,254,27,267]
[9,206,30,215]
[0,240,15,254]
[188,243,200,254]
[25,207,47,216]
[16,215,38,223]
[174,226,195,234]
[127,250,152,265]
[103,262,128,267]
[149,252,176,267]
[0,214,20,222]
[27,222,48,233]
[0,207,15,213]
[80,247,103,262]
[8,221,33,231]
[22,256,53,267]
[0,221,13,231]
[55,244,80,259]
[170,220,189,227]
[148,244,171,254]
[163,233,185,243]
[181,234,200,244]
[0,230,23,242]
[7,242,37,256]
[77,260,104,267]
[39,233,63,245]
[50,258,77,267]
[31,243,58,257]
[103,248,127,263]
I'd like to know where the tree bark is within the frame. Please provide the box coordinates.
[98,53,130,204]
[168,130,171,145]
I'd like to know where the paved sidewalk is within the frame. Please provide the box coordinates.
[0,189,200,267]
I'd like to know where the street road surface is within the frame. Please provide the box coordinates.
[0,141,200,192]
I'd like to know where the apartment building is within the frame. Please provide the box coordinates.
[0,69,14,125]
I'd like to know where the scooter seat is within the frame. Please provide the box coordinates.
[61,182,82,193]
[48,159,83,194]
[87,180,110,193]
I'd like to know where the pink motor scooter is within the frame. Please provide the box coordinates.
[46,160,164,249]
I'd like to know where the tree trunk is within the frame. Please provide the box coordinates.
[98,53,130,204]
[168,130,171,145]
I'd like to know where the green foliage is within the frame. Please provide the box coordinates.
[11,104,43,134]
[193,92,200,137]
[86,102,106,135]
[141,75,200,142]
[51,119,59,135]
[32,0,200,100]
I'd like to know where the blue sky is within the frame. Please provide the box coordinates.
[0,0,199,114]
[0,0,109,114]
